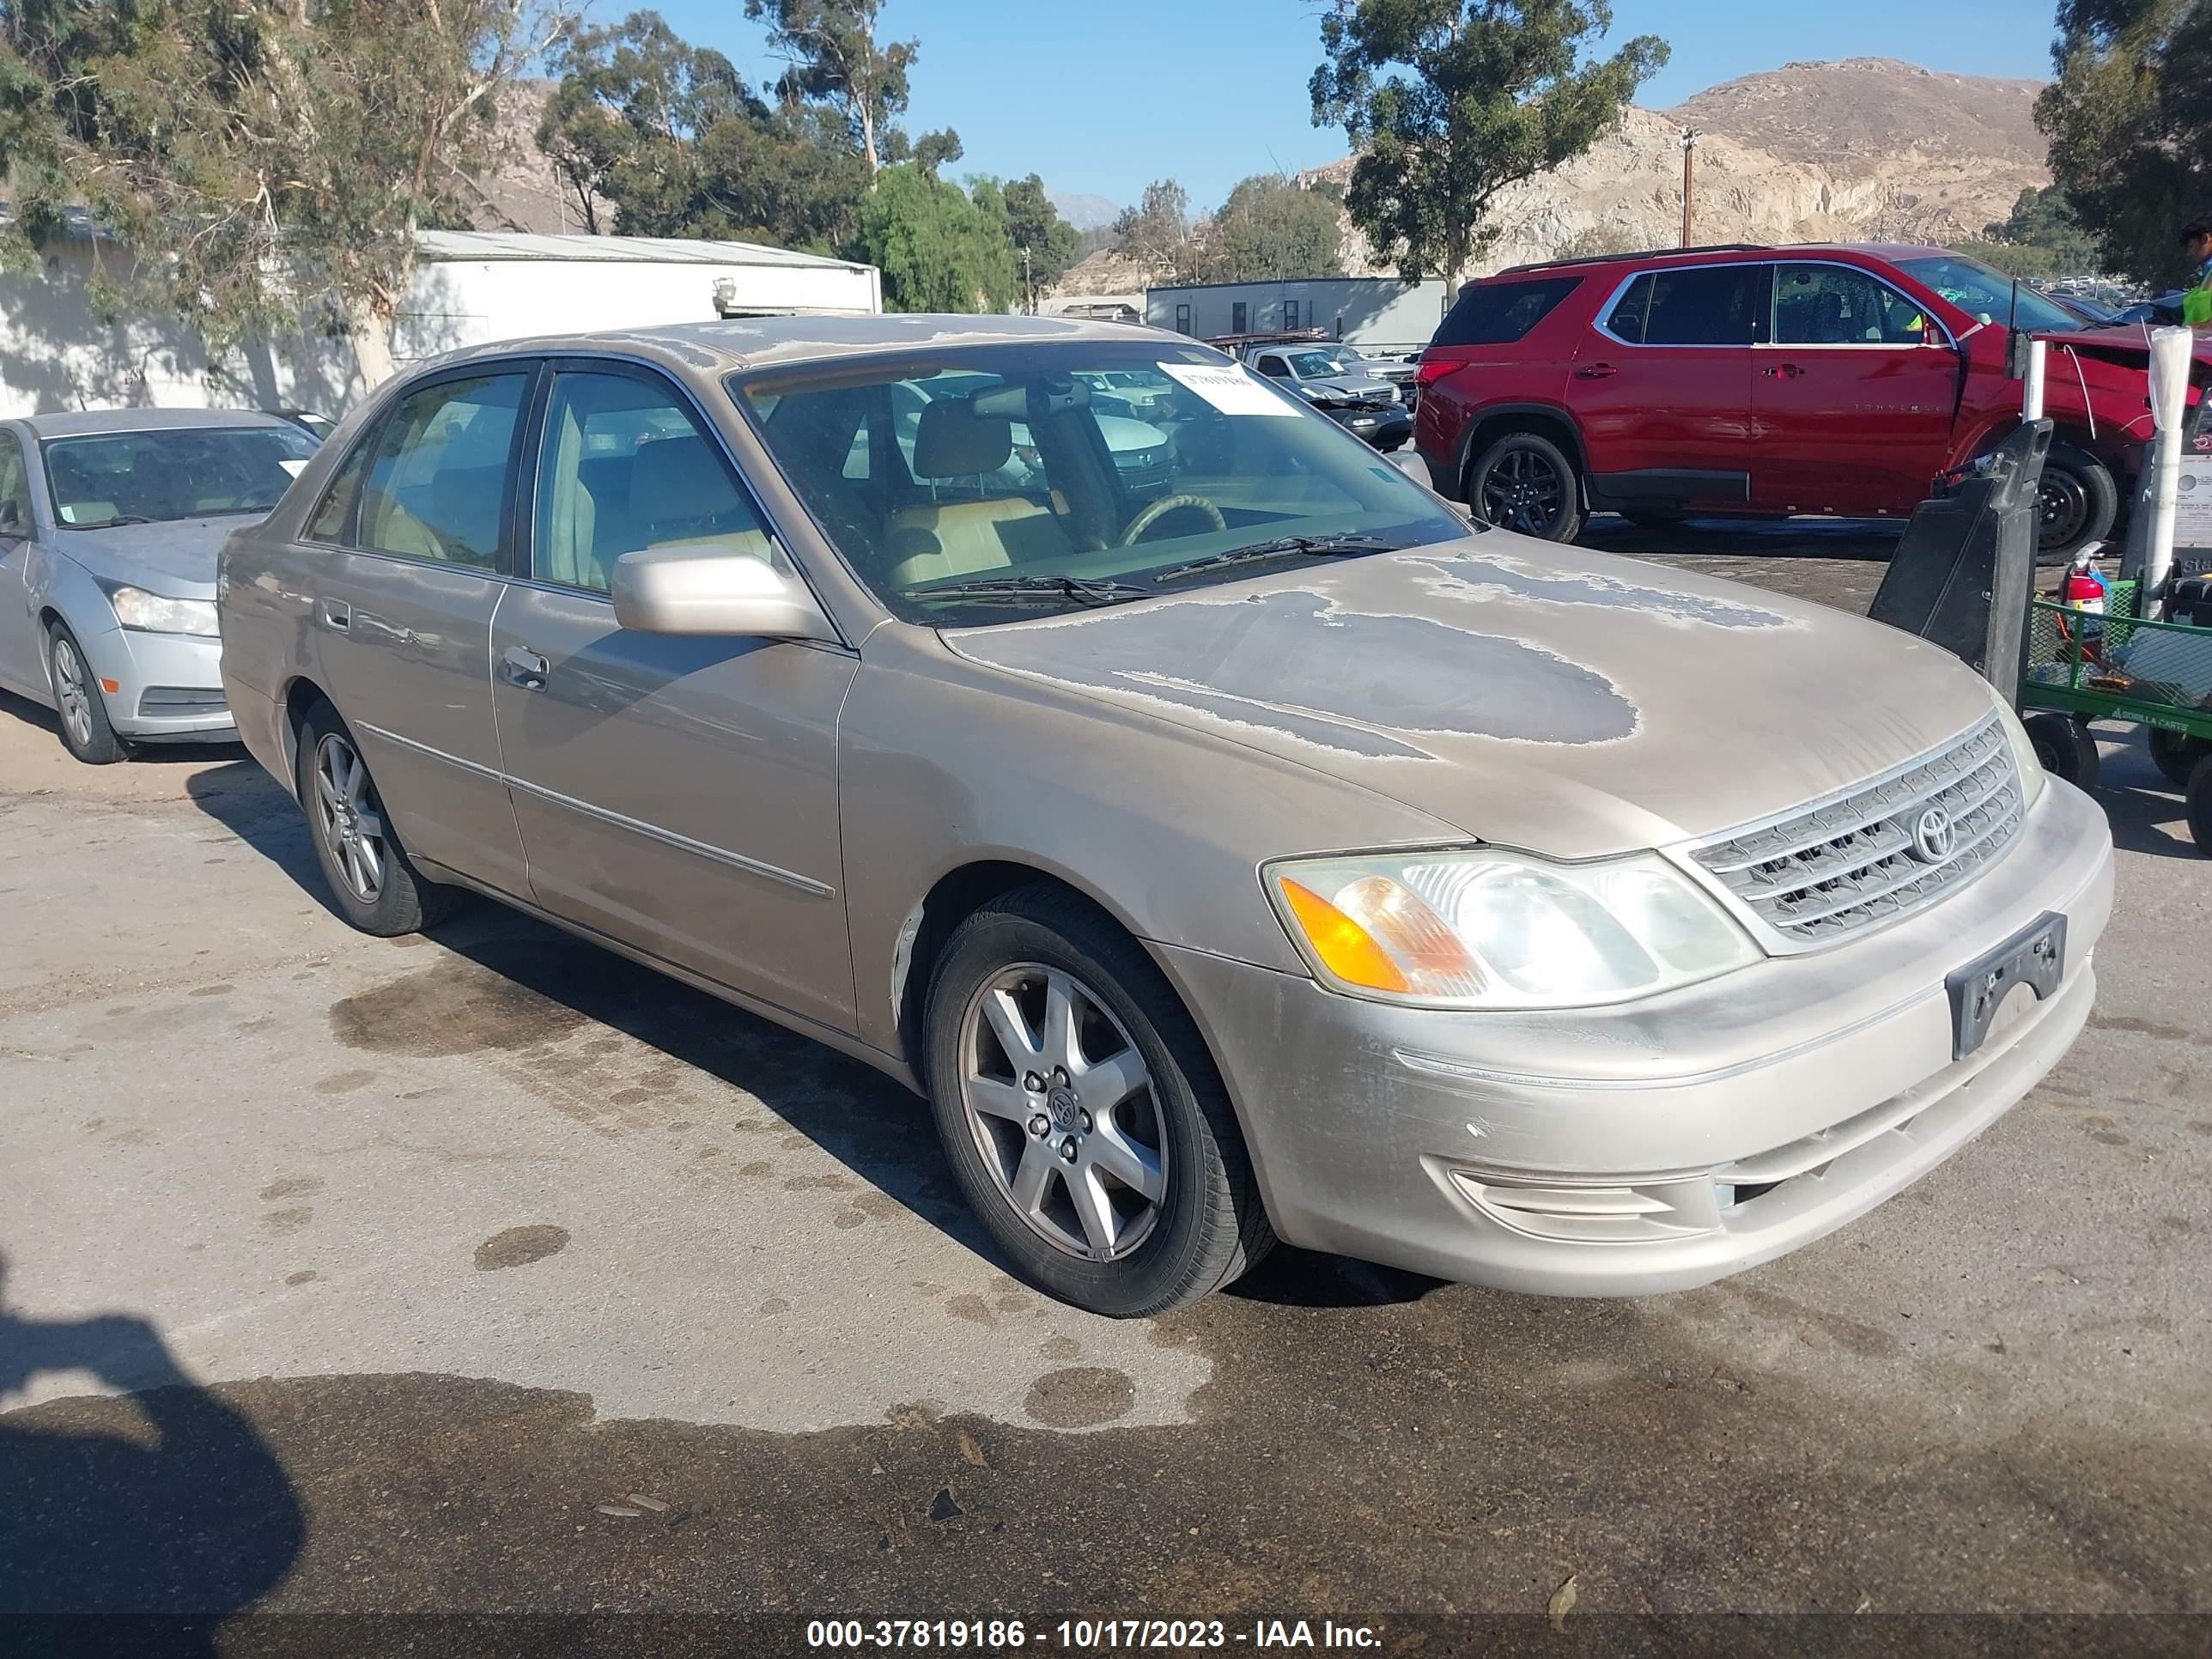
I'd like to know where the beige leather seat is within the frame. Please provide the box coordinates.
[885,400,1071,586]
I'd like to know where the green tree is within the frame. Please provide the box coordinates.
[2038,0,2212,286]
[744,0,915,175]
[1310,0,1667,292]
[0,0,575,387]
[986,173,1081,309]
[1110,179,1200,282]
[538,10,766,235]
[849,164,1018,312]
[540,9,867,251]
[1208,175,1345,283]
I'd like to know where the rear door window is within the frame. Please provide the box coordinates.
[356,373,530,568]
[1605,266,1767,346]
[1432,276,1581,347]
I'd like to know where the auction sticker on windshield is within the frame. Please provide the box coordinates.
[1158,361,1300,416]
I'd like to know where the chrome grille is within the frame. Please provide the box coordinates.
[1691,714,2025,945]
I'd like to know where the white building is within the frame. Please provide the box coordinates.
[1145,276,1449,353]
[0,227,882,421]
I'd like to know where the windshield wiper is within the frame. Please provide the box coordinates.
[64,514,154,529]
[910,573,1154,608]
[1150,533,1399,586]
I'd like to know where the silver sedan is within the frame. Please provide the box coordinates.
[0,410,319,762]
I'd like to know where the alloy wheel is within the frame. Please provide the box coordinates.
[1479,447,1567,536]
[957,963,1170,1262]
[313,732,388,904]
[50,635,94,750]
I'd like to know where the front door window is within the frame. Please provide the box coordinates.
[532,370,775,594]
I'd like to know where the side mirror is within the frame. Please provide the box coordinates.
[0,498,22,536]
[611,545,839,641]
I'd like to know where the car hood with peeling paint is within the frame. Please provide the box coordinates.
[940,529,1999,860]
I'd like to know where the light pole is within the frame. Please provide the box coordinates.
[1680,129,1698,247]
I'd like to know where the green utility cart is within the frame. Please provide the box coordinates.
[2021,579,2212,852]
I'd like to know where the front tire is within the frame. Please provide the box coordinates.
[923,885,1273,1317]
[295,704,455,936]
[2035,444,2118,562]
[46,623,126,764]
[1466,430,1583,542]
[2025,708,2101,792]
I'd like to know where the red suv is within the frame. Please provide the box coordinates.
[1414,243,2182,557]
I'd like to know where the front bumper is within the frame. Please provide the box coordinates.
[1334,409,1413,451]
[1160,780,2114,1297]
[77,621,237,741]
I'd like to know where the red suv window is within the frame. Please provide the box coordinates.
[1602,265,1768,346]
[1433,275,1583,347]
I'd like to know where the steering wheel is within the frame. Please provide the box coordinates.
[1121,493,1226,546]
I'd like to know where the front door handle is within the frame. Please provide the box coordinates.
[1574,362,1619,380]
[320,599,350,630]
[501,645,550,691]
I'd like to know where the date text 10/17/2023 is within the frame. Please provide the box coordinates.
[805,1619,1384,1650]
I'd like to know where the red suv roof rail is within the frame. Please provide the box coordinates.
[1496,242,1771,277]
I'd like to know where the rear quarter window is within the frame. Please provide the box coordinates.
[1431,276,1582,348]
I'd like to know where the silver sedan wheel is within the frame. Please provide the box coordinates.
[957,963,1170,1262]
[312,732,387,904]
[50,634,95,750]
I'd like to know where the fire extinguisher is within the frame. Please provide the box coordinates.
[2061,548,2108,616]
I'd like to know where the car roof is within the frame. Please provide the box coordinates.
[16,408,298,438]
[1490,241,1954,281]
[428,312,1191,379]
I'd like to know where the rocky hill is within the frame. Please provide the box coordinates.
[1062,57,2051,295]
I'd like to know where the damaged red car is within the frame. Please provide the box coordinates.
[1414,243,2194,557]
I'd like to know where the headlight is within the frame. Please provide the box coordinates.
[103,583,219,637]
[1267,848,1762,1009]
[1991,689,2047,810]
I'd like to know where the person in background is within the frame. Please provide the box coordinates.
[2181,220,2212,326]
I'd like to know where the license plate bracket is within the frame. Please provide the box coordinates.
[1947,911,2066,1061]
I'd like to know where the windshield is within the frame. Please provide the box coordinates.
[1285,350,1349,378]
[42,424,319,527]
[732,343,1463,624]
[1895,254,2086,335]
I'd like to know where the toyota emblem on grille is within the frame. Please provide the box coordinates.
[1911,805,1956,864]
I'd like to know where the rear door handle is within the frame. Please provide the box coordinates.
[1574,362,1618,380]
[501,646,550,690]
[320,600,350,630]
[1761,362,1805,379]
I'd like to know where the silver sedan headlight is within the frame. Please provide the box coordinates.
[102,582,220,637]
[1267,848,1762,1010]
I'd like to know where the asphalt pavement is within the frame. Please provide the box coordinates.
[2,519,2207,1657]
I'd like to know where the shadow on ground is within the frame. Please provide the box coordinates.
[0,1254,301,1653]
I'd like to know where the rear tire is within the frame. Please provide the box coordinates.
[1466,430,1583,542]
[2025,709,2101,793]
[923,884,1273,1317]
[2188,753,2212,855]
[295,702,456,936]
[46,623,126,765]
[2034,444,2118,562]
[2148,726,2209,789]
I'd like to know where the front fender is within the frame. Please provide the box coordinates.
[836,624,1458,1060]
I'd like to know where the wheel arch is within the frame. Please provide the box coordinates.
[276,674,337,794]
[1455,403,1589,500]
[890,858,1229,1104]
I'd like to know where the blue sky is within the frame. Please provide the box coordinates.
[644,1,2059,214]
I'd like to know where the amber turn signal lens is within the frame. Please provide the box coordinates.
[1277,877,1412,994]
